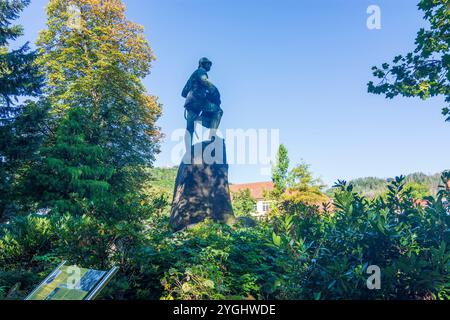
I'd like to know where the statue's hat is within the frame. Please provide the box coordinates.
[199,57,212,66]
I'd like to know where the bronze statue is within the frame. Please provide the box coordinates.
[182,57,223,152]
[171,58,235,231]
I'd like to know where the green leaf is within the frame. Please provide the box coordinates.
[272,232,281,247]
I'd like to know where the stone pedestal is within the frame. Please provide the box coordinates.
[170,138,235,231]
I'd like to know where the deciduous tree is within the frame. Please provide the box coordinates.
[23,0,162,213]
[368,0,449,121]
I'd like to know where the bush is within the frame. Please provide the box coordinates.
[1,174,449,300]
[157,221,286,300]
[271,175,450,299]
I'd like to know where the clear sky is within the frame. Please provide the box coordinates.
[18,0,449,186]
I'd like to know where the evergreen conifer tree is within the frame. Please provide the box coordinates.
[0,0,44,221]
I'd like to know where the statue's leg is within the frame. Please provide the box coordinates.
[185,110,197,153]
[208,108,223,141]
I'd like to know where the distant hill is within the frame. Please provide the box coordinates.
[328,172,443,198]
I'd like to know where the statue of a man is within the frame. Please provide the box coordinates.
[182,57,223,152]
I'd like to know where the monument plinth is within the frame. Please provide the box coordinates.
[170,138,235,231]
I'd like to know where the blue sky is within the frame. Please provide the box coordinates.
[18,0,449,186]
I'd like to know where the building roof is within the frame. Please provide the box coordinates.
[229,182,274,200]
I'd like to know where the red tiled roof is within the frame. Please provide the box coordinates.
[229,182,274,200]
[415,199,430,208]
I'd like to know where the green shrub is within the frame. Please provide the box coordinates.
[271,175,450,300]
[1,174,449,300]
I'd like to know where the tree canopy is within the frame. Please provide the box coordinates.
[0,0,44,221]
[22,0,162,215]
[368,0,449,121]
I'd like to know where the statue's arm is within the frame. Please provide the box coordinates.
[199,74,214,89]
[182,82,190,98]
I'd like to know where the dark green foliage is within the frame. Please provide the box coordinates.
[276,175,449,299]
[0,0,163,299]
[0,0,42,116]
[0,0,44,222]
[1,172,449,300]
[0,0,29,45]
[22,107,116,216]
[139,220,286,300]
[153,172,449,300]
[368,0,450,121]
[271,144,289,198]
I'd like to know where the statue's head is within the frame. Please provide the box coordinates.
[199,57,212,72]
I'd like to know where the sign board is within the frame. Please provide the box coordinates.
[25,261,118,300]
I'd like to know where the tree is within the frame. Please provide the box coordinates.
[368,0,449,121]
[271,144,289,198]
[231,189,257,217]
[271,145,328,206]
[282,162,328,206]
[17,0,162,270]
[21,0,162,210]
[0,0,42,112]
[0,0,44,221]
[22,107,115,216]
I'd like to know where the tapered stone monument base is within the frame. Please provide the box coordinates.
[170,138,235,231]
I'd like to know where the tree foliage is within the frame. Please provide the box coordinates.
[368,0,450,121]
[2,172,449,300]
[283,162,328,205]
[0,0,45,221]
[231,189,257,217]
[20,0,162,211]
[2,0,163,285]
[271,144,289,198]
[0,0,42,111]
[330,172,443,199]
[271,145,328,207]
